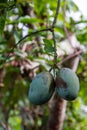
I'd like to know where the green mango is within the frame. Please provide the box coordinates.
[28,71,55,105]
[55,68,80,101]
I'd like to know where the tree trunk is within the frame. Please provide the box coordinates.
[47,95,66,130]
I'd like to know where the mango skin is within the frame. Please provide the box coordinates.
[28,72,54,105]
[55,68,80,101]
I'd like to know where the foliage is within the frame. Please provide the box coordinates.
[0,0,87,129]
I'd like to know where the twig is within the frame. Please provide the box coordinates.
[12,28,51,51]
[3,28,51,63]
[71,56,80,72]
[51,30,57,77]
[29,65,40,71]
[52,0,61,28]
[52,31,57,64]
[50,0,61,75]
[57,49,83,66]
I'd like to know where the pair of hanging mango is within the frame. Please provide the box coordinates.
[28,68,79,105]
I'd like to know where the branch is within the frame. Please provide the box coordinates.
[52,31,57,61]
[3,28,51,63]
[12,28,51,51]
[52,0,61,28]
[57,49,83,66]
[50,0,61,76]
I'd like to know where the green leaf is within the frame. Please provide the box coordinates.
[44,39,54,53]
[7,16,42,24]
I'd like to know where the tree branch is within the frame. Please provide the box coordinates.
[52,0,61,28]
[13,28,51,51]
[50,0,61,77]
[3,28,51,63]
[57,49,83,66]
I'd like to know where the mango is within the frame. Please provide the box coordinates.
[28,72,54,105]
[55,68,80,101]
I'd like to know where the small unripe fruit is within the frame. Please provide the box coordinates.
[55,68,80,101]
[28,72,54,105]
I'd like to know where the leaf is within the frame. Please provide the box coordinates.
[7,16,42,24]
[19,16,41,23]
[44,39,54,53]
